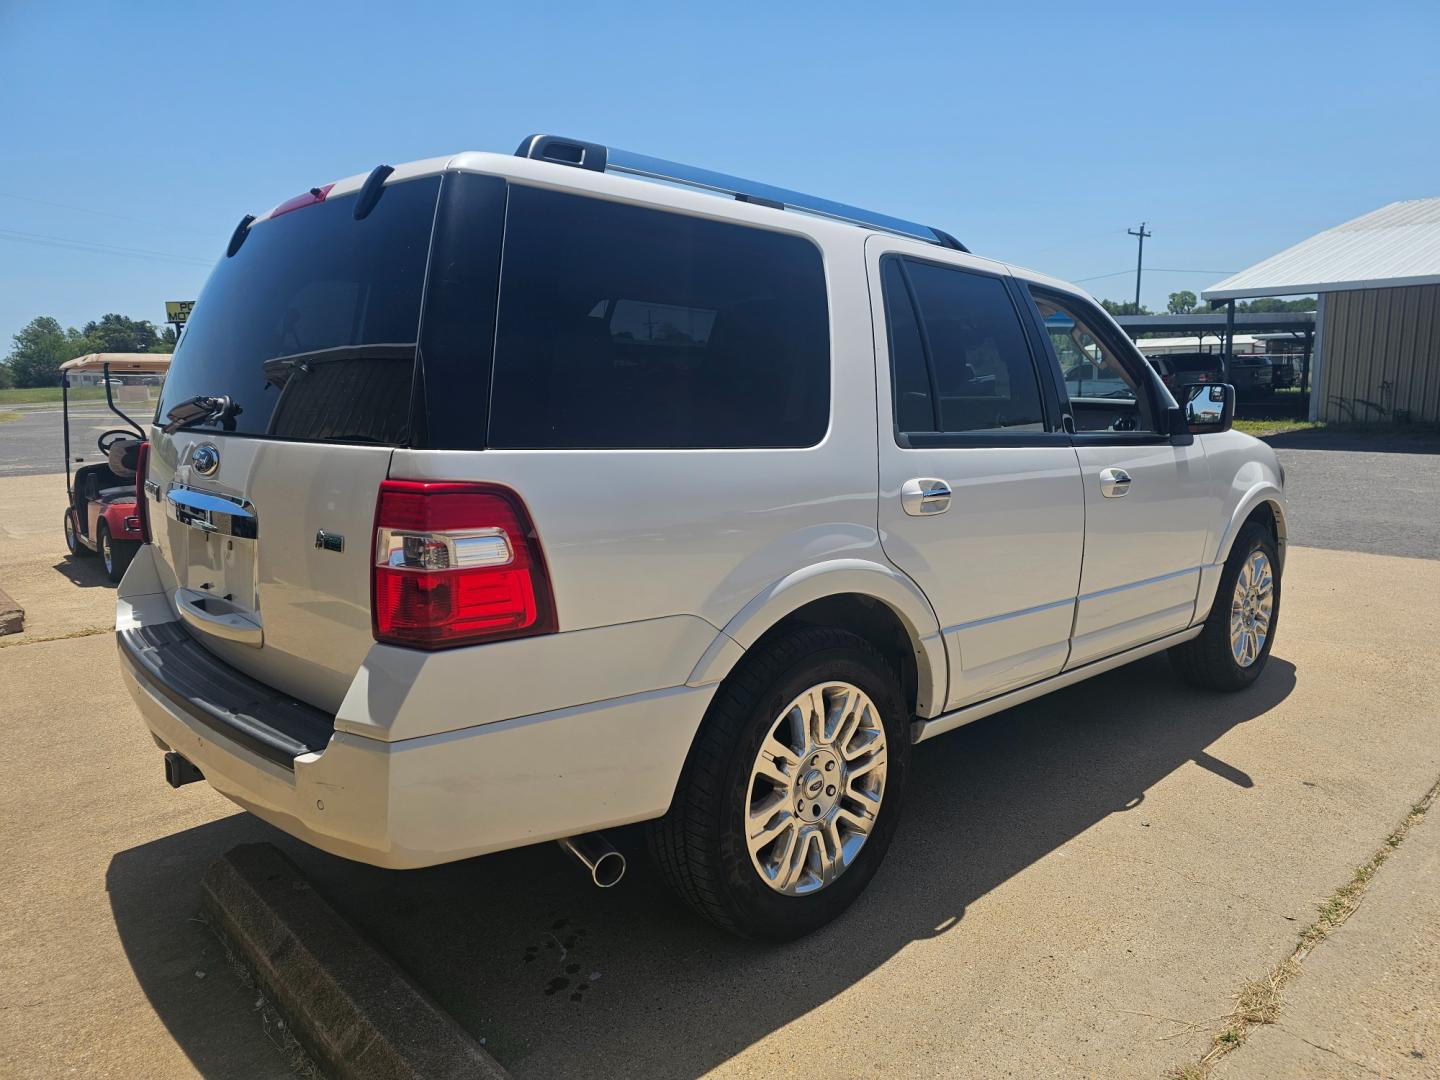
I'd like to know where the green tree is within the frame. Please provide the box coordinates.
[1238,297,1317,313]
[1099,299,1152,316]
[0,361,13,388]
[1167,290,1197,315]
[5,316,91,388]
[152,325,178,353]
[82,312,163,353]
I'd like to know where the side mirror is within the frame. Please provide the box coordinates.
[1184,382,1234,434]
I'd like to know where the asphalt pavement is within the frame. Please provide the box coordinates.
[0,404,138,478]
[1264,430,1440,560]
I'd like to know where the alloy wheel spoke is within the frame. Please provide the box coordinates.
[749,804,796,851]
[802,688,826,750]
[778,829,813,891]
[756,736,797,787]
[814,825,840,882]
[832,692,862,751]
[846,745,887,786]
[836,805,877,837]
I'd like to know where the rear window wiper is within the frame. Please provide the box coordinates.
[163,394,241,434]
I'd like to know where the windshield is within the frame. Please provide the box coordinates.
[156,176,440,442]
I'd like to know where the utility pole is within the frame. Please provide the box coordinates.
[1127,222,1151,311]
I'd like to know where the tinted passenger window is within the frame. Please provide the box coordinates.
[488,187,830,449]
[882,258,1046,434]
[1032,290,1156,433]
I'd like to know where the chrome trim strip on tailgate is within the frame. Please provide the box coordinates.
[165,487,258,538]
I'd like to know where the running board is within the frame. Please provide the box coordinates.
[911,625,1204,744]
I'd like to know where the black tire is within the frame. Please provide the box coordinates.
[63,509,90,557]
[1170,521,1281,691]
[648,626,911,941]
[98,525,137,584]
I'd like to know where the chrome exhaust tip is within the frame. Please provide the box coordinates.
[557,833,626,888]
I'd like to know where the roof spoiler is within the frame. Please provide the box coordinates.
[515,134,968,253]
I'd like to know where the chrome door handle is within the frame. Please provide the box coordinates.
[1099,467,1132,498]
[901,478,952,516]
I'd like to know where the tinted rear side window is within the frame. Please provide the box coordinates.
[881,257,935,433]
[889,258,1046,433]
[158,177,439,443]
[487,187,830,449]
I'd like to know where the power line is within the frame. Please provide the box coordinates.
[0,190,208,233]
[1072,267,1234,284]
[0,226,214,267]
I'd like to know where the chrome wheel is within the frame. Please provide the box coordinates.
[100,531,113,576]
[64,513,78,554]
[1230,550,1274,668]
[745,681,888,896]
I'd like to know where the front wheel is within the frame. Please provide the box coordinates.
[1170,521,1280,690]
[649,626,910,941]
[63,509,89,557]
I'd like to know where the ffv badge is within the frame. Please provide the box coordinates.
[191,443,220,477]
[315,530,344,553]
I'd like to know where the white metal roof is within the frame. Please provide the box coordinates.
[1203,196,1440,300]
[60,352,171,374]
[1134,334,1262,352]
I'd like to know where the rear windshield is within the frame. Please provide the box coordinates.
[157,176,439,442]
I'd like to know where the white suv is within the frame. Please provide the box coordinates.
[117,135,1286,940]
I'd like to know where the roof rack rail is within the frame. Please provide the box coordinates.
[514,134,967,252]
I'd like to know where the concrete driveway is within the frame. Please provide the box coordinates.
[1,430,1437,1078]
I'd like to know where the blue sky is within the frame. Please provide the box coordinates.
[2,1,1437,347]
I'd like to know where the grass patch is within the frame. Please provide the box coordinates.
[0,410,20,424]
[1168,777,1439,1078]
[195,910,321,1078]
[0,386,160,406]
[0,624,110,649]
[0,386,101,404]
[1233,418,1322,437]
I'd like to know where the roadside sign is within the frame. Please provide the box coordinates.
[165,300,195,325]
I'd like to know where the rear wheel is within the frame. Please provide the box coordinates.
[1170,521,1280,690]
[98,524,137,584]
[649,626,910,941]
[63,509,89,557]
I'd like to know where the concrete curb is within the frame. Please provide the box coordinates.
[200,843,508,1080]
[0,589,24,636]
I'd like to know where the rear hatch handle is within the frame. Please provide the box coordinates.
[173,588,263,648]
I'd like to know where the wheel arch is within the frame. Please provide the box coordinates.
[688,560,948,719]
[1216,485,1287,571]
[1196,485,1287,623]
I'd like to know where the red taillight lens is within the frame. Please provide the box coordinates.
[135,440,151,543]
[371,480,556,649]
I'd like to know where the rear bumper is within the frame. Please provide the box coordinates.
[116,549,715,869]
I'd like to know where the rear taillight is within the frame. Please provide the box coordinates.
[135,440,151,543]
[371,480,556,649]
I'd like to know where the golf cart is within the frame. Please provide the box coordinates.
[59,353,170,582]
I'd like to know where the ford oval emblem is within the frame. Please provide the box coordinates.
[192,443,220,477]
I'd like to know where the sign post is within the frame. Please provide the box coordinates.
[164,300,195,346]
